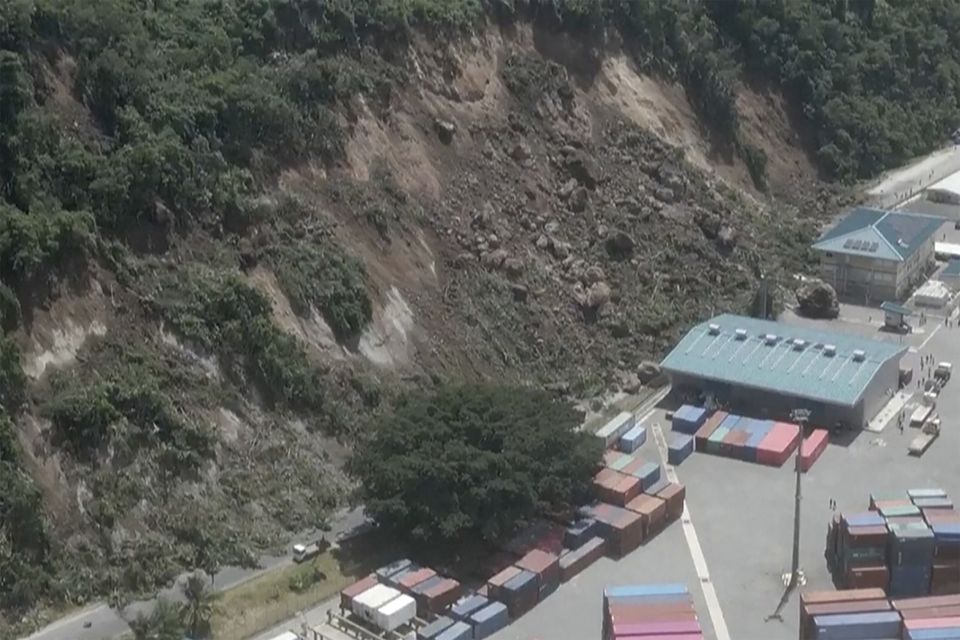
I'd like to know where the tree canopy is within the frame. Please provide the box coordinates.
[351,384,602,545]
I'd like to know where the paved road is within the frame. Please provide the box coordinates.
[866,144,960,209]
[25,507,369,640]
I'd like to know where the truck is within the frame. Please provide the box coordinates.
[909,417,940,456]
[935,361,953,382]
[292,540,322,563]
[911,403,935,428]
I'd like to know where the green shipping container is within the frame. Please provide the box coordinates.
[707,427,731,454]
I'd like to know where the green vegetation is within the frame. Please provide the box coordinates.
[130,598,185,640]
[351,384,602,545]
[180,573,217,639]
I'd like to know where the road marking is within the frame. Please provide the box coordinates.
[650,420,732,640]
[920,323,942,350]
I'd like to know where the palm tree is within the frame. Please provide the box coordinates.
[130,598,185,640]
[180,571,217,638]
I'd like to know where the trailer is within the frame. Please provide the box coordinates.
[909,419,940,456]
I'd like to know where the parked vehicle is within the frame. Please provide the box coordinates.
[293,540,322,563]
[935,361,953,381]
[909,418,940,456]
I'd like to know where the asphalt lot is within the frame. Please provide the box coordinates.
[492,279,960,640]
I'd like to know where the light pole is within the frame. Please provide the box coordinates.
[767,407,811,621]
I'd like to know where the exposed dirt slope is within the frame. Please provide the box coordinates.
[9,23,838,626]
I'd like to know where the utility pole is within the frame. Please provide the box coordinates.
[767,407,811,621]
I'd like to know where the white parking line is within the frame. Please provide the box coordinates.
[920,324,942,350]
[649,420,732,640]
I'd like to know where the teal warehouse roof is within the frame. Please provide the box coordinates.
[661,314,906,407]
[812,207,944,262]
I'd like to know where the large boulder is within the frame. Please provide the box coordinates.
[796,278,840,319]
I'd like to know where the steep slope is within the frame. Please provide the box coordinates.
[0,1,919,632]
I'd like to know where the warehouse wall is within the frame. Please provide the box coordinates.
[859,356,903,426]
[666,371,862,428]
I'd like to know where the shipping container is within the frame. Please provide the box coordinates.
[671,405,708,434]
[397,568,437,592]
[375,593,416,631]
[433,620,473,640]
[376,559,413,581]
[564,517,600,549]
[811,610,902,638]
[470,602,509,639]
[340,574,378,610]
[644,477,670,498]
[619,424,647,453]
[800,429,829,472]
[418,578,462,616]
[668,433,695,465]
[559,536,605,581]
[450,594,488,621]
[694,411,727,450]
[596,412,636,447]
[756,422,800,467]
[353,584,403,620]
[516,549,560,589]
[418,615,454,640]
[655,483,686,521]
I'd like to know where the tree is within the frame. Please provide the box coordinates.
[180,572,216,638]
[351,384,602,545]
[129,597,184,640]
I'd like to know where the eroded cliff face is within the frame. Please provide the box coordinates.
[6,20,840,627]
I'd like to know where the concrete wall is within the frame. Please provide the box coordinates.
[859,357,902,426]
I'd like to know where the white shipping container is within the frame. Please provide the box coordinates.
[595,411,635,447]
[375,593,416,631]
[352,583,401,620]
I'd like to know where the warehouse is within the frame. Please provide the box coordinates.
[812,207,943,301]
[660,314,907,429]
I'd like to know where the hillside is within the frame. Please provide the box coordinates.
[3,0,959,633]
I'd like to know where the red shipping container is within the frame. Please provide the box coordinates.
[892,594,960,611]
[900,605,960,619]
[516,549,560,588]
[655,483,686,521]
[844,565,889,591]
[800,429,829,472]
[801,588,887,606]
[340,574,378,610]
[694,411,727,450]
[905,616,960,630]
[800,598,890,639]
[756,422,800,466]
[418,578,462,615]
[398,568,436,592]
[625,494,667,541]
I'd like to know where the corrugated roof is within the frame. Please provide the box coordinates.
[660,314,906,407]
[942,260,960,277]
[813,207,943,262]
[880,301,912,316]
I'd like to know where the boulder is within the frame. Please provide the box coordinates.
[796,278,840,319]
[584,281,611,309]
[510,284,529,302]
[569,187,589,212]
[434,118,456,143]
[583,265,606,284]
[637,361,662,384]
[605,229,635,258]
[481,249,509,269]
[565,151,601,189]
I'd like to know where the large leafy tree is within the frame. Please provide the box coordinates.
[351,384,602,544]
[129,598,184,640]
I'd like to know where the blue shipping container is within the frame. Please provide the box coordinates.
[418,616,455,640]
[434,621,473,640]
[668,433,695,465]
[812,610,901,640]
[909,488,948,499]
[619,425,647,453]
[564,518,600,549]
[906,627,960,640]
[844,512,886,528]
[636,463,661,489]
[644,477,670,497]
[604,584,688,599]
[470,602,510,639]
[503,570,537,595]
[450,594,488,621]
[376,558,413,580]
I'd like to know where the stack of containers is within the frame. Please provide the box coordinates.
[798,588,890,640]
[580,503,644,556]
[433,621,472,640]
[706,414,738,455]
[892,594,960,636]
[668,432,695,465]
[800,429,830,472]
[888,521,936,597]
[653,483,687,521]
[830,511,890,591]
[602,583,702,640]
[413,576,462,616]
[352,583,417,632]
[450,594,489,622]
[515,549,561,602]
[671,405,709,434]
[619,424,647,453]
[499,569,538,617]
[599,453,663,492]
[592,467,641,506]
[559,537,606,582]
[697,415,776,462]
[828,490,960,597]
[596,412,637,448]
[375,559,413,582]
[757,421,802,466]
[624,494,667,543]
[694,410,727,450]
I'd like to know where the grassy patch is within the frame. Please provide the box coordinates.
[211,554,350,640]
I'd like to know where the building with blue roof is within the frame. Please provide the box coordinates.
[813,207,944,301]
[940,260,960,291]
[661,314,907,428]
